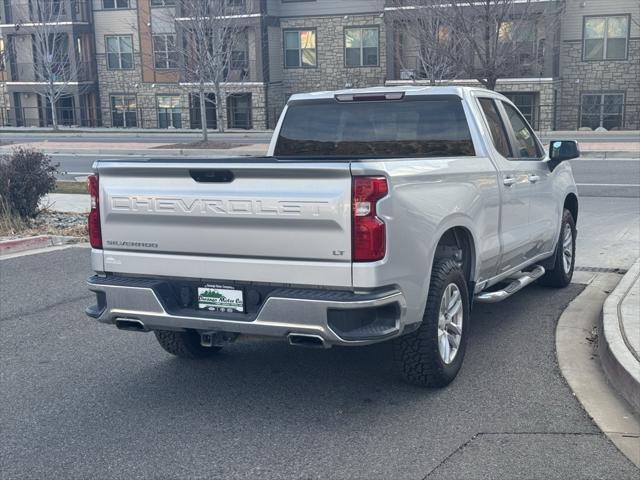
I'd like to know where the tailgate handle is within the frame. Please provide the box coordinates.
[190,169,234,183]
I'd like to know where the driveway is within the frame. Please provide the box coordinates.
[1,246,637,479]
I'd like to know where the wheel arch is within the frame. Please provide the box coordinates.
[564,193,579,223]
[433,225,477,292]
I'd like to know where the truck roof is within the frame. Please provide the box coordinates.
[288,85,485,102]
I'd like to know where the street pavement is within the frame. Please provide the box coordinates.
[1,196,639,479]
[0,129,637,145]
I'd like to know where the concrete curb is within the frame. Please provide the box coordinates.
[580,151,640,160]
[0,147,268,157]
[556,273,640,467]
[600,259,640,413]
[0,235,81,257]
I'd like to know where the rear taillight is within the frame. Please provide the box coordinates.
[86,174,102,249]
[352,176,388,262]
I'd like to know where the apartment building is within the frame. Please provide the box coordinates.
[0,0,637,131]
[0,0,99,127]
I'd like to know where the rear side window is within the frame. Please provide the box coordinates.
[274,97,475,158]
[478,98,512,158]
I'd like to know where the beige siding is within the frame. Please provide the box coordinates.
[273,0,385,17]
[150,7,175,34]
[561,0,640,41]
[268,25,283,82]
[94,10,140,52]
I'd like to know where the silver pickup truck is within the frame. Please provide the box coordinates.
[86,86,579,387]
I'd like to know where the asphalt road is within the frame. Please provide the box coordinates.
[48,153,640,197]
[0,130,637,144]
[1,197,639,479]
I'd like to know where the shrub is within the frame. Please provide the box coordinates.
[0,147,58,219]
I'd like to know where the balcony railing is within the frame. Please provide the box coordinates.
[1,0,90,24]
[6,61,94,82]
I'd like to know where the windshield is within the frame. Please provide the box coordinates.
[274,96,475,158]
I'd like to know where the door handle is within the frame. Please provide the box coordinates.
[503,176,516,187]
[528,175,540,184]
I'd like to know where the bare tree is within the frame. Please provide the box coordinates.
[392,6,461,85]
[156,0,248,140]
[390,0,563,90]
[28,0,88,129]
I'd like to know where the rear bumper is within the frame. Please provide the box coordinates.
[86,275,407,346]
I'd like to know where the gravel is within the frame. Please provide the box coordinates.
[0,211,87,241]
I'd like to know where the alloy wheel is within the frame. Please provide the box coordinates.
[438,283,464,365]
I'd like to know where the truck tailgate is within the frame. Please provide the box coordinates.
[95,159,353,286]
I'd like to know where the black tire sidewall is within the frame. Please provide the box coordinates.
[556,209,576,284]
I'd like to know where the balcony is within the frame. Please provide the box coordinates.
[1,0,90,25]
[6,61,94,82]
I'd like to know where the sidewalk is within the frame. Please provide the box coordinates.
[43,193,90,213]
[600,259,640,413]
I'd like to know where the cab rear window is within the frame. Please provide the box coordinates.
[274,96,475,158]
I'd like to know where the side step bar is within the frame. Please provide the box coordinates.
[475,266,545,304]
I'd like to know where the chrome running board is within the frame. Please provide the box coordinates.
[475,266,545,304]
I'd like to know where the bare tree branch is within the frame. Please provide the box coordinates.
[27,0,89,129]
[154,0,248,139]
[389,0,563,90]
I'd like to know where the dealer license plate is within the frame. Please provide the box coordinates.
[197,285,244,313]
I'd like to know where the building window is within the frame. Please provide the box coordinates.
[345,27,379,67]
[227,93,252,129]
[111,95,137,128]
[150,0,176,6]
[105,35,133,69]
[284,30,316,68]
[502,93,537,130]
[189,93,217,130]
[580,93,624,130]
[157,95,181,128]
[102,0,129,9]
[153,34,178,69]
[583,16,629,61]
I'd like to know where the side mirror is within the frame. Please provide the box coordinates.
[549,140,580,163]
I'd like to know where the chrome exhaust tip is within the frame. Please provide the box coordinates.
[115,318,147,332]
[288,333,326,348]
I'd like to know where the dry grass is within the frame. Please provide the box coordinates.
[54,181,88,194]
[153,140,249,150]
[0,205,28,237]
[0,198,87,240]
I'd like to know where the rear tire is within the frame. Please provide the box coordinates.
[393,258,470,388]
[539,209,576,288]
[154,330,222,359]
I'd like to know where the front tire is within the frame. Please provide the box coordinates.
[539,209,576,288]
[154,330,222,359]
[393,258,470,388]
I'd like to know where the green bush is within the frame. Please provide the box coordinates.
[0,147,58,219]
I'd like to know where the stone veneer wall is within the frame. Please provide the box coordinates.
[495,80,560,131]
[558,39,640,130]
[386,78,560,131]
[266,81,285,129]
[280,14,387,97]
[97,53,268,129]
